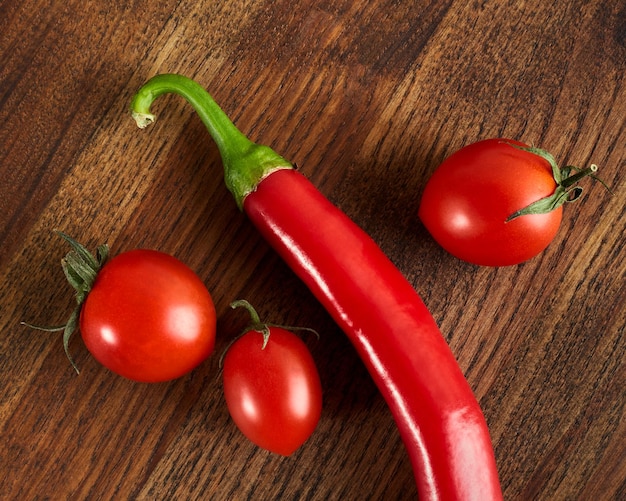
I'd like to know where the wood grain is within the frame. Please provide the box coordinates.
[1,0,624,499]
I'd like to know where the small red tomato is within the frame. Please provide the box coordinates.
[80,249,216,382]
[419,138,597,266]
[35,233,217,382]
[222,303,322,455]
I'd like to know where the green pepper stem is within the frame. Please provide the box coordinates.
[131,74,292,209]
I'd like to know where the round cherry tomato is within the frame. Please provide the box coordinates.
[419,138,563,266]
[222,325,322,456]
[80,249,216,382]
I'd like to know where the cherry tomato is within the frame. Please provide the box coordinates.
[222,325,322,455]
[418,138,563,266]
[80,249,216,382]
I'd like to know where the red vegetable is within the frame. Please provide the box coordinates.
[131,74,503,500]
[418,138,601,266]
[222,300,322,455]
[29,233,216,382]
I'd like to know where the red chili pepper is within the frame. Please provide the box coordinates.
[131,74,503,500]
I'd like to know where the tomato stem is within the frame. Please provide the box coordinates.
[219,300,319,368]
[560,164,599,188]
[504,143,609,221]
[131,74,293,209]
[22,232,109,374]
[230,299,262,325]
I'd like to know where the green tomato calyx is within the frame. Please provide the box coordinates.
[230,299,273,349]
[504,143,609,222]
[22,232,109,374]
[219,300,319,368]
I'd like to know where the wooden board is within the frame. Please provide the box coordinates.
[1,0,624,498]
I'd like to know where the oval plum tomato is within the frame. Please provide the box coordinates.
[418,138,599,266]
[36,233,216,382]
[222,301,322,456]
[80,249,216,382]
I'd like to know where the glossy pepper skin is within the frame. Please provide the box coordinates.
[245,169,502,500]
[131,74,503,500]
